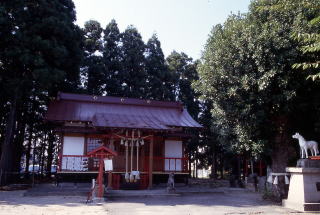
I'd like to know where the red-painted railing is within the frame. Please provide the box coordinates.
[150,156,189,173]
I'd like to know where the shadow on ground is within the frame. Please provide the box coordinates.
[106,192,275,208]
[0,187,273,208]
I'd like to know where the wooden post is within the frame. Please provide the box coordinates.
[107,171,112,189]
[245,159,248,177]
[84,134,88,155]
[97,159,104,198]
[58,133,64,172]
[148,135,154,189]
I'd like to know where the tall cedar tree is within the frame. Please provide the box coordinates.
[167,51,200,118]
[83,20,105,95]
[145,34,175,101]
[0,0,82,185]
[121,26,147,98]
[103,19,123,96]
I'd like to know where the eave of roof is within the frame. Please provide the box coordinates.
[57,92,183,109]
[46,92,203,130]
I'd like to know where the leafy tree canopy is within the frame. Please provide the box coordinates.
[194,0,320,162]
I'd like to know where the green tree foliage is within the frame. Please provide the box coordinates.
[82,20,105,95]
[103,19,123,96]
[293,18,320,78]
[196,100,223,177]
[0,0,83,185]
[292,9,320,80]
[167,51,201,174]
[167,51,200,118]
[145,34,175,101]
[120,26,147,98]
[194,0,320,178]
[256,0,320,80]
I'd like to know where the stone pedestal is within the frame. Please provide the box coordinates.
[283,160,320,212]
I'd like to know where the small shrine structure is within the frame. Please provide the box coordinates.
[45,92,202,189]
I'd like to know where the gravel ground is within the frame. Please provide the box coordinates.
[0,189,317,215]
[0,190,104,215]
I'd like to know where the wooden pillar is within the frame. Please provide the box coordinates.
[148,135,154,189]
[58,133,64,172]
[107,171,112,189]
[84,134,88,155]
[97,159,104,198]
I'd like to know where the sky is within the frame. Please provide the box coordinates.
[73,0,252,60]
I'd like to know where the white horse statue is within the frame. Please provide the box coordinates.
[292,132,319,158]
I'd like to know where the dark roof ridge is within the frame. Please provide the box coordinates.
[57,92,183,109]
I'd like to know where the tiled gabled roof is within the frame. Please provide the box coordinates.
[45,92,202,130]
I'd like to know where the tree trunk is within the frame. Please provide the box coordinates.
[12,111,26,173]
[195,157,198,178]
[46,131,55,177]
[210,151,216,179]
[32,139,37,186]
[271,115,292,201]
[188,152,192,178]
[0,95,18,186]
[219,154,224,179]
[39,142,44,176]
[25,125,34,174]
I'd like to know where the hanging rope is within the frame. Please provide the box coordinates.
[136,142,139,171]
[135,138,140,180]
[130,130,135,182]
[125,130,129,182]
[121,129,144,183]
[137,130,140,171]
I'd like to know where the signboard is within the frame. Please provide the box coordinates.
[104,159,113,171]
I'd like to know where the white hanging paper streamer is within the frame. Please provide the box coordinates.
[285,175,290,185]
[273,176,278,185]
[129,172,134,182]
[267,175,273,183]
[125,172,129,181]
[131,171,140,181]
[135,172,140,180]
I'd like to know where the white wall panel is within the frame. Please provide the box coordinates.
[63,136,84,155]
[165,140,182,171]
